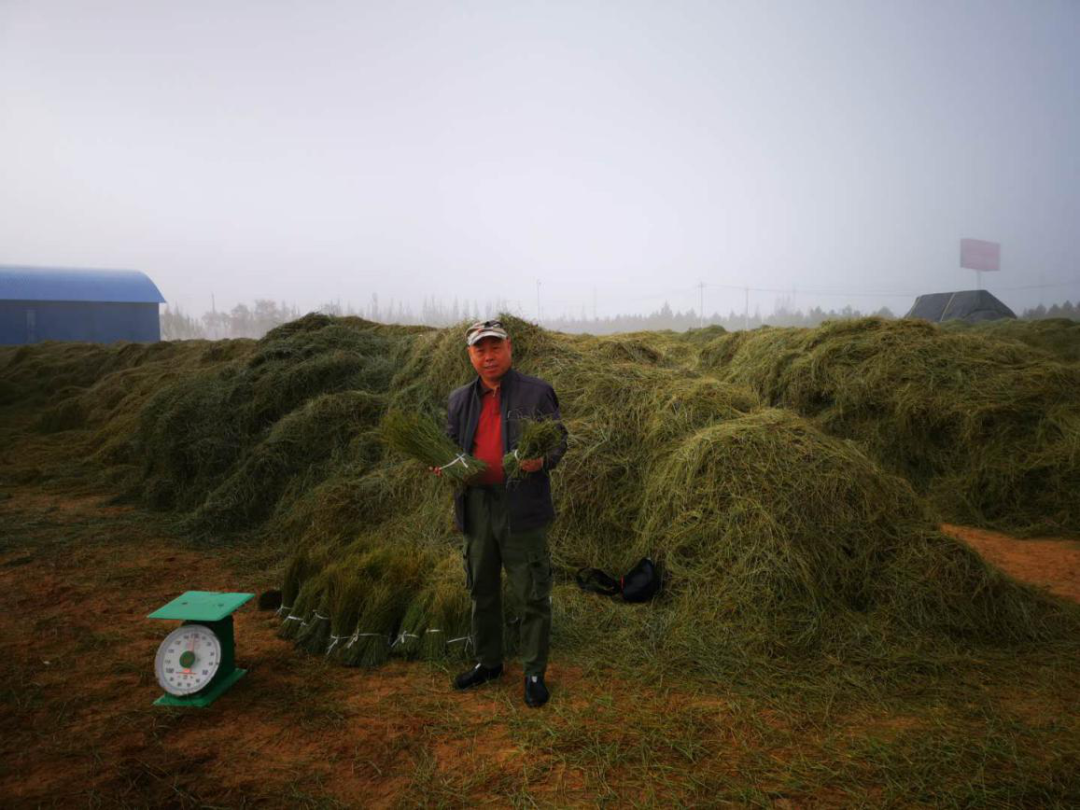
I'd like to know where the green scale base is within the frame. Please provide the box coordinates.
[155,668,247,708]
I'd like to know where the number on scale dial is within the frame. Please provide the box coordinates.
[155,624,222,696]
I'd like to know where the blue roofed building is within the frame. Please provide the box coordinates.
[0,265,166,345]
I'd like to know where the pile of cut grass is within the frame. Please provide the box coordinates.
[5,313,1078,696]
[127,314,412,533]
[624,409,1073,670]
[700,317,1080,536]
[266,315,1078,690]
[946,317,1080,363]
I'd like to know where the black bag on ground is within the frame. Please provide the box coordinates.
[575,557,661,603]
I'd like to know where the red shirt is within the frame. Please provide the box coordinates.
[470,385,504,485]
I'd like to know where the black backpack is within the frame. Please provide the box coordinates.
[575,557,661,603]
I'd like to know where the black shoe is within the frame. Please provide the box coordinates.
[524,674,549,708]
[453,663,503,690]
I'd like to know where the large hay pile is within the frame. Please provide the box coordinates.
[701,318,1080,536]
[946,317,1080,364]
[128,314,415,533]
[3,313,1077,689]
[264,316,1077,684]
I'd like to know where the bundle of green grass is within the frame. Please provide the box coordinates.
[700,317,1080,536]
[381,410,487,484]
[503,417,565,478]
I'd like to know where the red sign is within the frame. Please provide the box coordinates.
[960,239,1001,272]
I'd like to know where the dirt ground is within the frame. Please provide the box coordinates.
[0,489,577,807]
[2,487,1079,808]
[941,523,1080,603]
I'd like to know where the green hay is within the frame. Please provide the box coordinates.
[278,569,329,641]
[269,469,395,550]
[543,363,759,574]
[279,543,335,622]
[381,410,487,484]
[394,558,523,661]
[185,390,384,534]
[503,417,565,478]
[36,392,87,433]
[294,594,333,654]
[323,562,370,659]
[946,317,1080,363]
[0,340,209,408]
[337,581,396,667]
[334,545,434,667]
[701,317,1080,536]
[7,312,1079,694]
[392,597,431,660]
[630,409,1075,664]
[114,317,407,528]
[641,378,761,443]
[417,556,473,662]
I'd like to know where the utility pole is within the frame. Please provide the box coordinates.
[536,280,542,323]
[744,286,749,331]
[697,281,705,329]
[592,286,597,321]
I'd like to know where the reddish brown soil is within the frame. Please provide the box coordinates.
[0,489,655,806]
[3,488,1079,807]
[942,523,1080,603]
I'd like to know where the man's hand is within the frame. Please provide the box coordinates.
[518,457,544,474]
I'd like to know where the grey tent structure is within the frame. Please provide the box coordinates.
[0,265,165,345]
[904,290,1016,324]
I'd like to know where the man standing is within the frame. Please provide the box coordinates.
[442,319,567,708]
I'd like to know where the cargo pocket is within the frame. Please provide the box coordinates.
[527,549,553,601]
[462,538,474,592]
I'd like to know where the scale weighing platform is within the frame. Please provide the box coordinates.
[148,590,253,707]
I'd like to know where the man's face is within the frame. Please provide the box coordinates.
[468,336,512,385]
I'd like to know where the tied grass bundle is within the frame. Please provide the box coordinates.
[393,596,431,660]
[324,564,368,660]
[337,546,431,667]
[278,544,330,620]
[278,571,327,641]
[338,580,395,667]
[421,575,472,662]
[381,410,487,484]
[295,595,332,654]
[504,417,564,479]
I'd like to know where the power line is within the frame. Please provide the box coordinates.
[590,276,1080,304]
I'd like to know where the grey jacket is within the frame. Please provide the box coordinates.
[446,367,568,533]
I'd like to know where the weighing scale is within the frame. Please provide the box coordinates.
[148,590,253,707]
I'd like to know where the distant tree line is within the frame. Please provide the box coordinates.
[1020,301,1079,321]
[161,296,1078,341]
[160,295,510,340]
[543,301,898,335]
[161,300,304,340]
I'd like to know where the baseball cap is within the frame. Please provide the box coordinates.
[465,319,509,346]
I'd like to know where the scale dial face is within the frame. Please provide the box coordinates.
[155,624,222,696]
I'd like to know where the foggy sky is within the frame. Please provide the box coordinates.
[1,0,1078,321]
